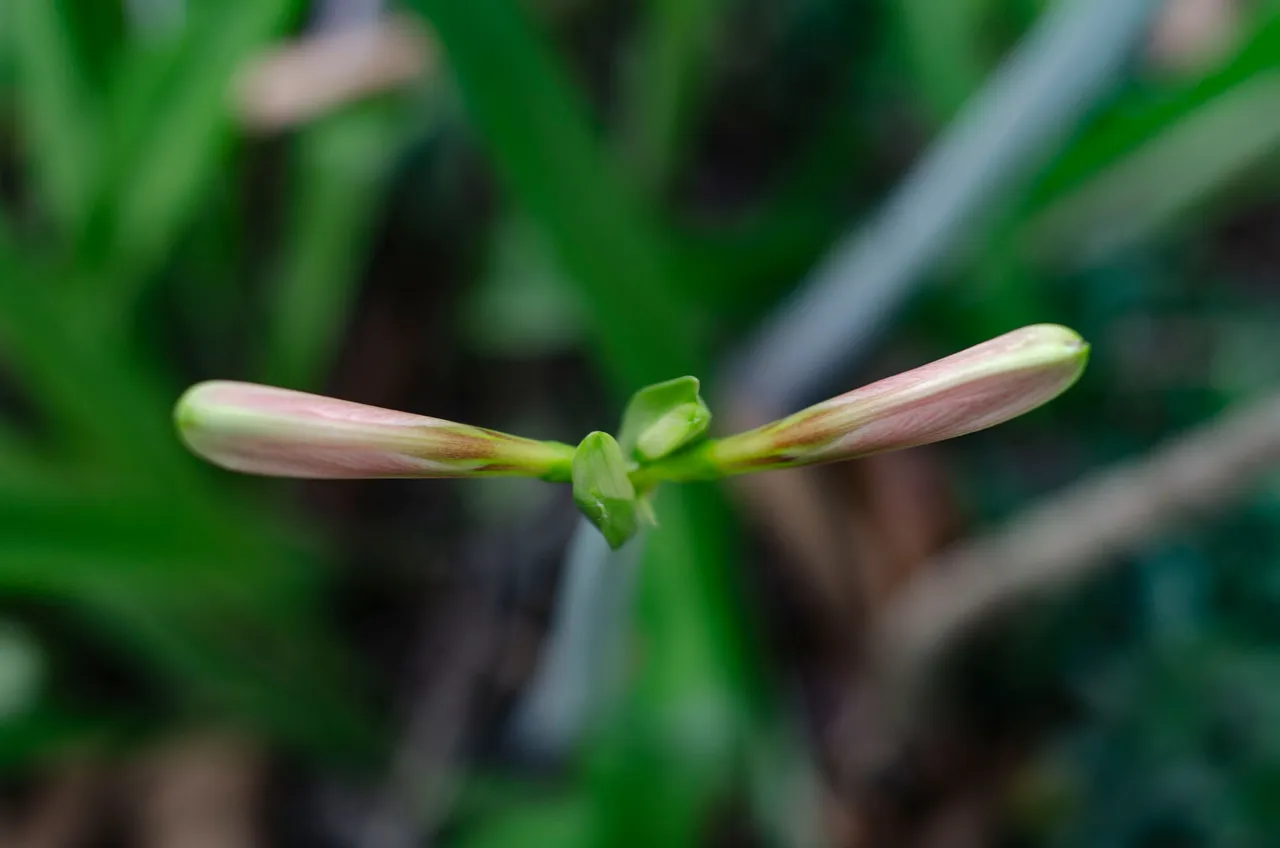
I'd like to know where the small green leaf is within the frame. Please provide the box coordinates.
[572,432,639,549]
[617,376,711,462]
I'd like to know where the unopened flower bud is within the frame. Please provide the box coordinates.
[175,381,574,480]
[704,324,1088,475]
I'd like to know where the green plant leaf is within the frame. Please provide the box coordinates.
[619,0,725,192]
[87,0,301,308]
[895,0,996,119]
[463,213,588,356]
[1029,5,1280,207]
[262,104,406,389]
[9,0,100,234]
[1026,72,1280,264]
[405,0,703,389]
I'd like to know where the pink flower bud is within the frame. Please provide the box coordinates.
[706,324,1088,475]
[175,381,574,480]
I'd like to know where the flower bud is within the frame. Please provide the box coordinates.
[175,381,574,480]
[705,324,1088,475]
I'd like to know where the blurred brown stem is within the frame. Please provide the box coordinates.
[0,765,98,848]
[875,391,1280,698]
[135,734,264,848]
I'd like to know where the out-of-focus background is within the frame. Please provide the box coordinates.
[2,0,1280,845]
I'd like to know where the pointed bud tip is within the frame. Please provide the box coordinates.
[1007,323,1089,386]
[1016,327,1089,412]
[1012,323,1089,362]
[173,381,258,465]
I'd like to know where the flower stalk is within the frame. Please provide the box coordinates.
[175,325,1088,548]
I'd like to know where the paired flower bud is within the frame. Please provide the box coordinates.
[175,325,1088,547]
[697,323,1089,477]
[175,381,575,481]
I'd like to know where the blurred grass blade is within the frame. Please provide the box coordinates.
[508,522,644,756]
[462,213,589,355]
[0,255,369,755]
[82,588,379,759]
[0,0,384,770]
[0,250,172,471]
[621,0,724,192]
[89,0,300,300]
[1030,5,1280,204]
[0,501,376,759]
[0,489,307,600]
[587,483,762,846]
[894,0,994,118]
[10,0,99,234]
[0,433,68,498]
[0,711,125,772]
[262,107,404,389]
[406,0,701,389]
[1028,71,1280,263]
[730,0,1160,415]
[461,793,593,848]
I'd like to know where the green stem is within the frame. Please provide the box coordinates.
[628,441,722,487]
[540,442,579,484]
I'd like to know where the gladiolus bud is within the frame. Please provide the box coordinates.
[175,381,575,480]
[702,324,1088,476]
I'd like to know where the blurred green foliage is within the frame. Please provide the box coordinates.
[0,0,393,762]
[1,0,1280,846]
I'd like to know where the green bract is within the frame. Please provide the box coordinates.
[174,324,1090,549]
[616,376,712,463]
[571,432,640,549]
